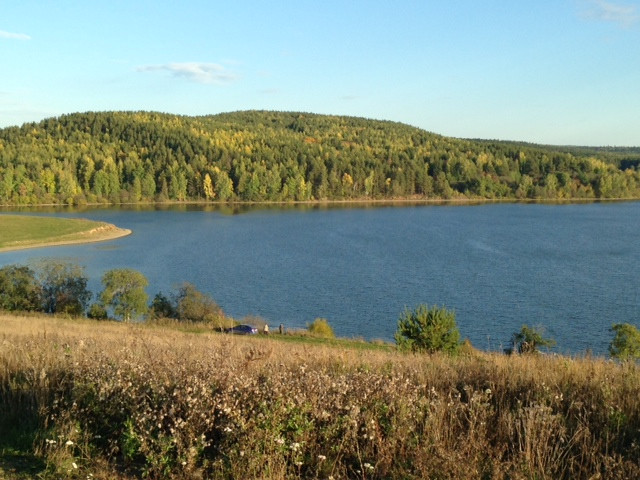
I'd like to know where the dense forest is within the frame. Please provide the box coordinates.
[1,110,640,205]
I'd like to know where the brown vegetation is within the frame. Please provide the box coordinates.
[1,313,638,479]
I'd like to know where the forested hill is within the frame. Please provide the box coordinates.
[1,110,640,205]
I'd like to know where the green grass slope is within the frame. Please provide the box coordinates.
[0,214,130,251]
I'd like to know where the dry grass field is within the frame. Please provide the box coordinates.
[1,312,639,479]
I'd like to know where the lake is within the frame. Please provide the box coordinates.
[1,202,639,355]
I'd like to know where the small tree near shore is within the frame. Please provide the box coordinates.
[609,323,640,360]
[0,264,41,312]
[394,304,460,354]
[511,325,555,354]
[307,318,335,338]
[37,261,91,316]
[175,282,226,327]
[100,269,148,322]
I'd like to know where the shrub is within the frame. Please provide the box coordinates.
[609,323,640,360]
[37,260,91,315]
[175,282,225,326]
[511,324,555,354]
[0,264,41,312]
[148,292,178,321]
[87,303,109,320]
[307,317,335,338]
[394,304,460,354]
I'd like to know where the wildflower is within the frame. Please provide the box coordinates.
[72,462,78,469]
[65,440,74,446]
[318,454,327,461]
[224,426,232,432]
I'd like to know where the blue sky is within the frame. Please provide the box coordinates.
[1,0,639,146]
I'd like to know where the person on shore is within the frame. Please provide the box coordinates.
[263,324,269,335]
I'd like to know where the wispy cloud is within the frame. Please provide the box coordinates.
[136,62,238,84]
[0,29,31,40]
[581,0,640,28]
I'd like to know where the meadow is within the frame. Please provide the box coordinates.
[1,313,639,479]
[0,215,130,251]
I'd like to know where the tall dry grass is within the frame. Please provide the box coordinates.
[1,313,639,479]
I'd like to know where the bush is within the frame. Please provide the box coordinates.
[511,325,555,354]
[148,292,178,321]
[87,303,109,320]
[37,260,91,315]
[394,304,460,354]
[175,283,225,327]
[0,264,41,312]
[609,323,640,360]
[307,318,335,338]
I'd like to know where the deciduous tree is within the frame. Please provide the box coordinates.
[0,264,41,312]
[37,261,91,315]
[609,323,640,360]
[100,269,148,322]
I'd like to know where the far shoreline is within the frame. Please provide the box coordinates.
[2,195,640,211]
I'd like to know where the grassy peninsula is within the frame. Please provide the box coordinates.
[1,110,640,206]
[1,313,638,479]
[0,215,130,251]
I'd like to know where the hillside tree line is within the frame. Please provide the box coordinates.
[1,110,639,205]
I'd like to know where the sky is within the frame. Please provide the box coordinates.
[1,0,639,146]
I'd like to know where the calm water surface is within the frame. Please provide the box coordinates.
[2,202,639,355]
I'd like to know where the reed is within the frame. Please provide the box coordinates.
[1,313,638,479]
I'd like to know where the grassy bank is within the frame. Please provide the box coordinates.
[0,215,130,251]
[1,313,639,479]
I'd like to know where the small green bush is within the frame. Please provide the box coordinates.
[0,264,41,312]
[175,282,224,325]
[394,304,460,354]
[609,323,640,360]
[87,303,109,320]
[148,292,178,321]
[511,325,555,354]
[307,318,335,338]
